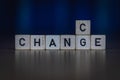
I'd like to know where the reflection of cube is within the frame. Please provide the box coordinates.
[76,20,91,35]
[91,35,106,49]
[31,35,45,49]
[61,35,75,49]
[76,35,90,49]
[15,35,30,49]
[46,35,60,49]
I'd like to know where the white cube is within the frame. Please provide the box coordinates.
[76,20,91,35]
[15,35,30,49]
[46,35,60,49]
[31,35,45,49]
[61,35,75,49]
[76,35,90,49]
[91,35,106,49]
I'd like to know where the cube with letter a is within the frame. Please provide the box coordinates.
[46,35,60,49]
[76,20,91,35]
[91,35,106,49]
[15,35,30,49]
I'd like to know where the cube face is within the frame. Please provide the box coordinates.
[61,35,75,49]
[15,35,30,49]
[76,20,91,35]
[46,35,60,49]
[91,35,106,49]
[76,35,90,49]
[31,35,45,49]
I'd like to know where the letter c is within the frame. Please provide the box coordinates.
[19,38,25,46]
[80,23,86,32]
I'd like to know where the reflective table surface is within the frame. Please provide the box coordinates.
[0,50,120,80]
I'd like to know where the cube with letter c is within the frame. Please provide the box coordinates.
[76,20,91,35]
[15,35,30,49]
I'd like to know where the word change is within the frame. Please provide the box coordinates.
[15,20,106,50]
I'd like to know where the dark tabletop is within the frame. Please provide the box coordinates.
[0,50,120,80]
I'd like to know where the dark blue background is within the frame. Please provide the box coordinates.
[15,0,118,35]
[0,0,120,49]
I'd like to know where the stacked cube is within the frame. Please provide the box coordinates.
[15,20,106,50]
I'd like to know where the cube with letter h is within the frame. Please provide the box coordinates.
[31,35,45,49]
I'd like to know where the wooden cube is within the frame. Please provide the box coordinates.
[15,35,30,49]
[61,35,75,49]
[46,35,60,49]
[31,35,45,49]
[76,35,90,49]
[91,35,106,49]
[76,20,91,35]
